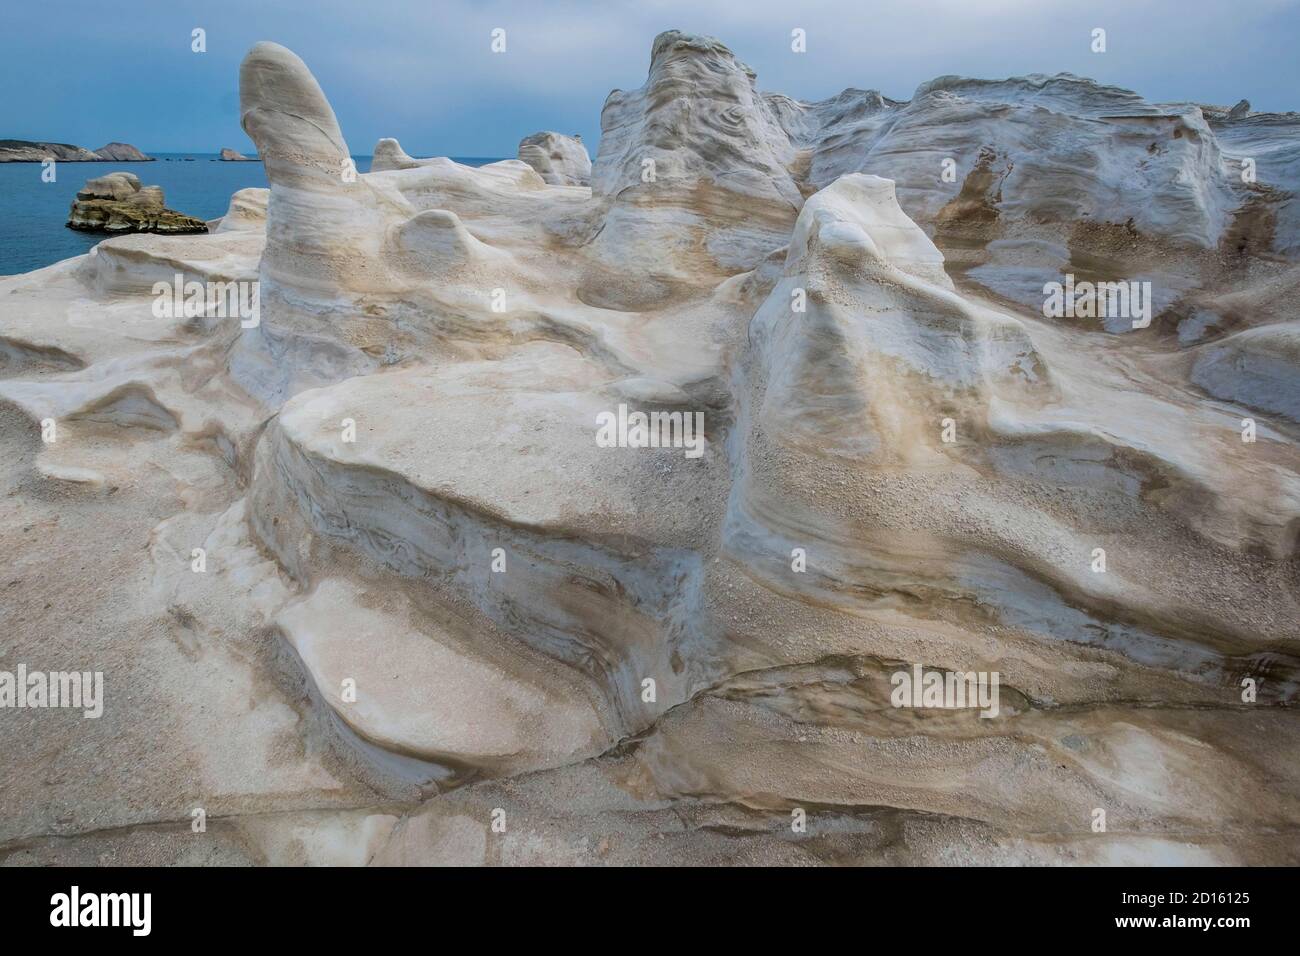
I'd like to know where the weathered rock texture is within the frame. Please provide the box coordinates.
[2,32,1299,867]
[65,171,208,235]
[517,131,590,186]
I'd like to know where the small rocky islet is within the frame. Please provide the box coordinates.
[65,171,207,235]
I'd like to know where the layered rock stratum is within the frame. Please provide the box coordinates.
[1,31,1299,866]
[65,171,208,235]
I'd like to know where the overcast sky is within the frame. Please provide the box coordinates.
[4,0,1298,156]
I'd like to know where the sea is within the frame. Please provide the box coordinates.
[0,152,502,277]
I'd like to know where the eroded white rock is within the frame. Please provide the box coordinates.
[2,30,1299,867]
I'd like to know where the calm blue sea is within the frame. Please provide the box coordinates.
[0,152,503,277]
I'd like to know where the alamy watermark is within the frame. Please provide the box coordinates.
[890,664,1000,718]
[50,886,150,936]
[1,665,103,718]
[1042,274,1151,328]
[595,404,705,459]
[152,273,260,328]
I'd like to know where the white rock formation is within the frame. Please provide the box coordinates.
[766,73,1300,337]
[582,30,808,309]
[786,75,1237,244]
[370,137,436,171]
[2,31,1300,867]
[517,131,591,186]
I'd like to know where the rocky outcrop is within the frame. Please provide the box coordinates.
[517,131,590,186]
[784,74,1240,246]
[93,142,153,162]
[370,137,441,171]
[219,147,258,161]
[210,186,269,233]
[770,75,1300,323]
[1,139,100,162]
[0,139,151,162]
[583,30,806,307]
[65,171,207,234]
[2,30,1300,867]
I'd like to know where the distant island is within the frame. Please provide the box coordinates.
[0,139,152,162]
[220,147,259,161]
